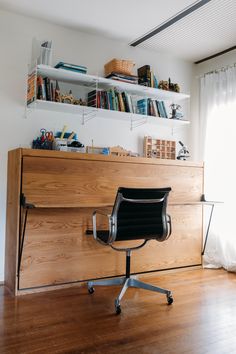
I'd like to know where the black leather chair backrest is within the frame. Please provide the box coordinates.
[111,187,171,242]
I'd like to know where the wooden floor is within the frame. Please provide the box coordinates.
[1,268,236,354]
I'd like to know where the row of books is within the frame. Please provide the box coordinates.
[88,89,135,113]
[87,90,169,117]
[137,99,168,118]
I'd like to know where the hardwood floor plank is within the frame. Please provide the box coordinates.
[1,269,236,354]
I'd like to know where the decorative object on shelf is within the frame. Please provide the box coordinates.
[58,90,87,106]
[54,62,87,74]
[168,78,180,93]
[32,128,54,150]
[170,104,183,120]
[158,78,180,93]
[158,80,169,91]
[144,136,176,160]
[109,146,130,157]
[32,38,53,66]
[177,141,190,160]
[104,58,135,76]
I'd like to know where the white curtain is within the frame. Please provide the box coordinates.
[199,65,236,271]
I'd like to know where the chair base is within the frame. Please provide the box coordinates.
[88,276,173,314]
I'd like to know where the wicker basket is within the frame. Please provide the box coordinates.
[104,58,135,76]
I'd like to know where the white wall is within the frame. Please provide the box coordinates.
[0,9,193,281]
[190,49,236,160]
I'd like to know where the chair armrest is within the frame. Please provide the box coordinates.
[92,209,112,244]
[166,214,172,239]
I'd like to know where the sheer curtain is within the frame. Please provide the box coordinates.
[199,65,236,270]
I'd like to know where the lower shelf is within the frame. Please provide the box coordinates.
[27,100,190,128]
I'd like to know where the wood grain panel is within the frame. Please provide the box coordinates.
[5,149,204,294]
[22,156,203,207]
[19,205,202,290]
[5,149,22,295]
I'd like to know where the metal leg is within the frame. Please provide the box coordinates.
[17,207,29,277]
[88,277,126,290]
[129,278,171,296]
[115,278,130,305]
[202,204,215,255]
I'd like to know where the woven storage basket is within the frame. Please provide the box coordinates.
[104,58,135,76]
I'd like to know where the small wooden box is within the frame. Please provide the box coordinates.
[144,136,176,160]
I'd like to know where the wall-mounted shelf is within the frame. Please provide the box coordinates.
[36,65,190,101]
[27,65,190,129]
[28,100,190,129]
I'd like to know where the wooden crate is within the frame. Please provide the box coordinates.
[144,136,176,160]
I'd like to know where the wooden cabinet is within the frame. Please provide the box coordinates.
[5,149,204,295]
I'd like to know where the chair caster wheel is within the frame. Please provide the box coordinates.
[167,295,173,305]
[115,299,121,314]
[88,287,94,294]
[115,305,121,315]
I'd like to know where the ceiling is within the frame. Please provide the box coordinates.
[0,0,235,62]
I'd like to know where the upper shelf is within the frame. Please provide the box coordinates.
[36,65,190,101]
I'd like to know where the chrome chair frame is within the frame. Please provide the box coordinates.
[88,189,172,314]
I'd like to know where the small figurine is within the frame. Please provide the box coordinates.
[170,104,183,120]
[55,80,61,102]
[168,78,180,93]
[158,80,169,91]
[177,141,190,160]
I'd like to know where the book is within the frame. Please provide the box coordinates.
[55,62,87,71]
[137,98,148,115]
[37,76,46,100]
[137,65,151,87]
[161,101,168,118]
[44,77,51,101]
[153,75,158,89]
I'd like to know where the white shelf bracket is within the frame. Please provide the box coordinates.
[81,107,97,125]
[130,115,148,130]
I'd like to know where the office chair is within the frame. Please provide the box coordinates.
[88,187,172,314]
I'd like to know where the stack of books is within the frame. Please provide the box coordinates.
[106,72,138,85]
[54,62,87,74]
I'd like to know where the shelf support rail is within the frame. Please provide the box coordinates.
[82,77,99,125]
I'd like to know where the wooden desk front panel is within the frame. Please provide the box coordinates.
[19,205,202,290]
[22,156,203,207]
[5,149,203,293]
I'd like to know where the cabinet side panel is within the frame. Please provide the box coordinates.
[5,149,22,295]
